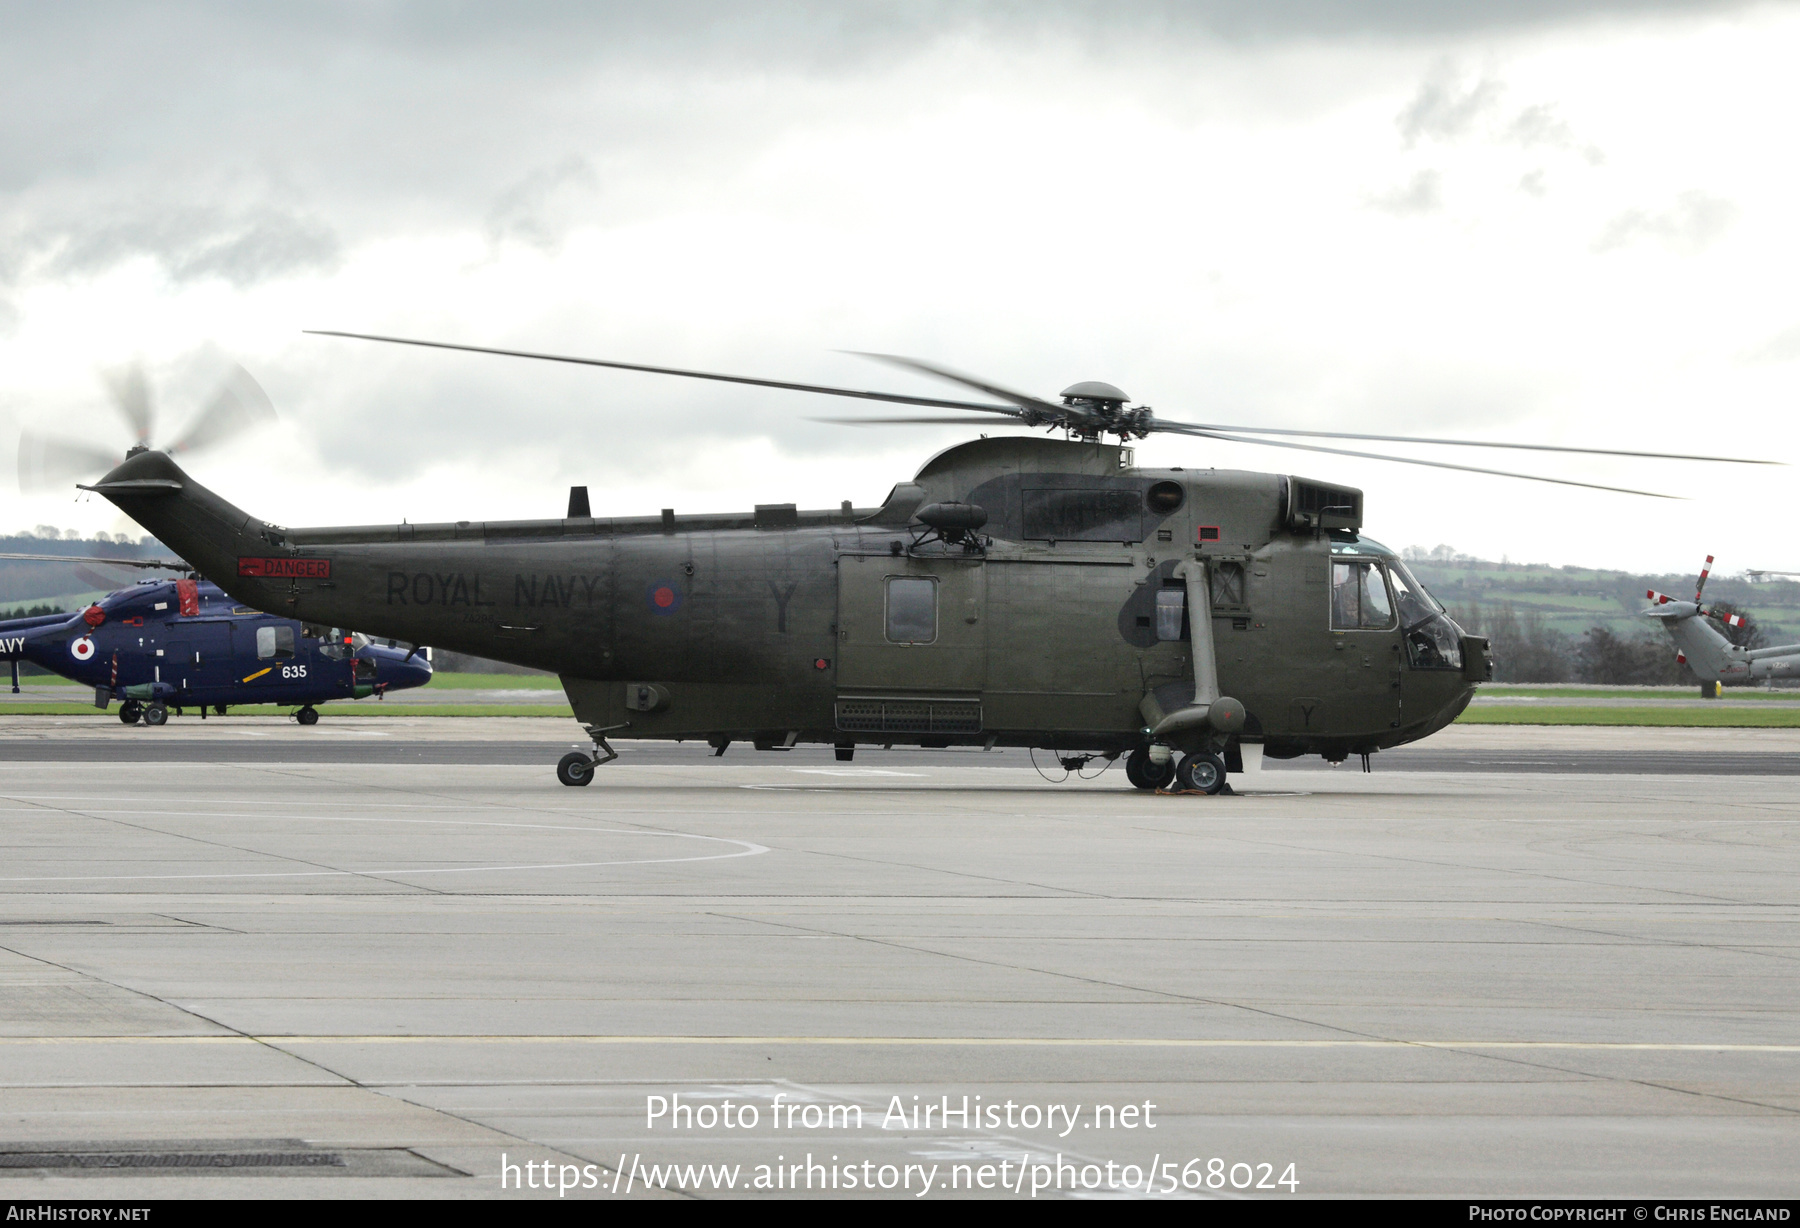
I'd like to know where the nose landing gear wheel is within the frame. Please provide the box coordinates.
[295,705,319,726]
[557,751,595,787]
[118,700,142,725]
[143,702,168,727]
[1175,750,1228,795]
[1125,746,1176,791]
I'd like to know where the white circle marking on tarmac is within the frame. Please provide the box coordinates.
[0,815,768,883]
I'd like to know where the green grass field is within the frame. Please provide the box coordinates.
[415,672,560,689]
[1480,685,1800,701]
[1456,706,1800,727]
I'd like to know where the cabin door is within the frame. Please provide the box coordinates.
[836,554,986,694]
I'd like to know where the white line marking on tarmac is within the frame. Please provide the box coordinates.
[0,820,768,882]
[0,1035,1796,1052]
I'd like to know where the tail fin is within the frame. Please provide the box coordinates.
[1644,594,1742,683]
[81,450,275,596]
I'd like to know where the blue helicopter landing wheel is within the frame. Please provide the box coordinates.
[142,702,168,728]
[118,700,142,725]
[557,752,595,787]
[295,706,319,726]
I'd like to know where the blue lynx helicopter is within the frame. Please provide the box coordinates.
[8,358,433,723]
[0,565,435,724]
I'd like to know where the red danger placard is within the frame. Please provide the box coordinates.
[238,557,332,579]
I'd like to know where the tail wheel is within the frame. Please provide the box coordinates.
[1125,746,1176,791]
[143,702,168,728]
[1175,751,1227,796]
[557,751,595,787]
[295,705,320,726]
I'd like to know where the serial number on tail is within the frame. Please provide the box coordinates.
[239,557,332,579]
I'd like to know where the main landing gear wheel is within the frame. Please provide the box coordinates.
[118,700,142,725]
[143,702,168,727]
[295,705,319,726]
[1125,746,1176,791]
[1175,750,1228,796]
[557,751,595,787]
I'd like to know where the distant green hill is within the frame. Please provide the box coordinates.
[0,535,175,608]
[1404,553,1800,644]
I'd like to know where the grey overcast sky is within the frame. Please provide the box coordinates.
[3,0,1794,574]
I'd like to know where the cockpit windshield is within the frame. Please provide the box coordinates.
[1329,537,1464,670]
[1386,558,1444,628]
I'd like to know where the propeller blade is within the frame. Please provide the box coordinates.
[1143,419,1778,466]
[809,415,1030,426]
[1156,423,1682,498]
[102,362,155,445]
[0,553,186,570]
[843,352,1068,418]
[166,364,277,455]
[304,330,1025,416]
[16,432,125,494]
[1647,589,1675,604]
[1695,554,1714,602]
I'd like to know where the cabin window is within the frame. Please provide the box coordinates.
[1330,561,1395,630]
[1154,589,1186,641]
[885,576,937,644]
[255,625,295,659]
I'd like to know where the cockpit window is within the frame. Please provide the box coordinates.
[1386,560,1443,627]
[1385,561,1463,669]
[1331,560,1395,630]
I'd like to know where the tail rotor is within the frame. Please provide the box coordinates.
[17,360,276,494]
[1646,554,1747,629]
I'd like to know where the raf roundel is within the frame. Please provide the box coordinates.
[69,636,96,662]
[645,581,684,615]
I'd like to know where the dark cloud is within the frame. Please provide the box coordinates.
[0,1,1748,290]
[1508,103,1605,163]
[485,158,602,252]
[12,202,341,288]
[1592,190,1739,254]
[1370,168,1443,215]
[1397,67,1503,145]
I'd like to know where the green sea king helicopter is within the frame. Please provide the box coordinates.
[82,333,1774,793]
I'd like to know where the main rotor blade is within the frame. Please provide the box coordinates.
[844,352,1068,417]
[304,330,1025,415]
[809,415,1031,426]
[166,363,277,455]
[16,432,124,494]
[1159,424,1681,498]
[0,553,186,569]
[1145,418,1777,466]
[102,362,154,445]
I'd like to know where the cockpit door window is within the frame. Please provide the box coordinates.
[1330,561,1396,631]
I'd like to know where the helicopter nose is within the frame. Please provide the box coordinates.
[394,654,434,691]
